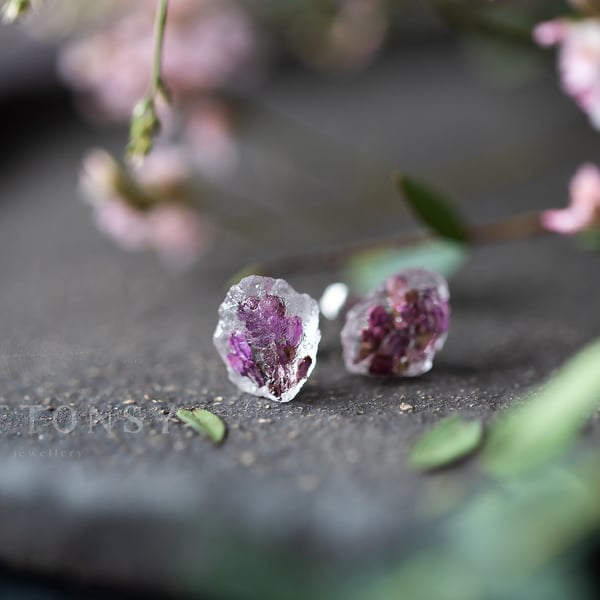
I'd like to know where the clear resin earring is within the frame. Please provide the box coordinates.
[341,269,450,377]
[213,275,321,402]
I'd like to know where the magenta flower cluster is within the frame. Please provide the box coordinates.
[342,270,450,377]
[227,294,312,399]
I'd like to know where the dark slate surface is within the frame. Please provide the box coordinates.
[1,34,600,597]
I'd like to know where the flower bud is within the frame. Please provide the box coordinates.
[126,99,161,163]
[80,149,121,202]
[2,0,31,24]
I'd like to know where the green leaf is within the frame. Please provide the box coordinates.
[397,176,470,243]
[462,33,546,89]
[177,408,227,445]
[345,240,468,294]
[484,338,600,477]
[409,415,484,471]
[577,228,600,251]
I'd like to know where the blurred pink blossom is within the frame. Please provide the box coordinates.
[542,163,600,234]
[534,18,600,128]
[184,103,238,178]
[81,148,214,269]
[135,144,190,189]
[290,0,386,70]
[94,199,152,252]
[328,0,387,69]
[59,2,261,121]
[148,203,214,269]
[79,146,121,201]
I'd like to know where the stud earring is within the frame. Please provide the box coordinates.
[340,269,450,377]
[213,275,321,403]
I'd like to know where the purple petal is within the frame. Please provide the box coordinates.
[285,316,303,347]
[296,356,312,381]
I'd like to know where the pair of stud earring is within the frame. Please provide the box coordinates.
[213,269,450,403]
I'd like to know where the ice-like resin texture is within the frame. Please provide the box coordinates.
[213,276,321,402]
[341,269,450,377]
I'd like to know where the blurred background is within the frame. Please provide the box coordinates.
[3,1,600,599]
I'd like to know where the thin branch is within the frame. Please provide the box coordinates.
[252,212,547,277]
[150,0,169,98]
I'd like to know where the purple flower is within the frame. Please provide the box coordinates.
[227,332,266,388]
[214,276,321,402]
[367,305,394,339]
[342,269,450,377]
[227,293,310,397]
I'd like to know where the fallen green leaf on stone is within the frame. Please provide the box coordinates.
[484,338,600,478]
[397,175,470,243]
[177,408,227,445]
[345,240,468,294]
[409,415,484,471]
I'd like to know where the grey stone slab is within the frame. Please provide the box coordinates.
[1,37,599,597]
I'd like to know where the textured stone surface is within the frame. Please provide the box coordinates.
[1,33,600,598]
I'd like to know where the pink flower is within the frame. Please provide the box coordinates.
[58,2,261,121]
[79,148,121,201]
[135,145,190,189]
[534,18,600,128]
[533,20,569,47]
[184,103,238,178]
[59,14,154,120]
[542,163,600,234]
[148,204,215,270]
[80,147,214,269]
[94,199,152,252]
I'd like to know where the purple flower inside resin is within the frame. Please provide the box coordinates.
[214,276,321,402]
[226,293,311,398]
[341,269,450,377]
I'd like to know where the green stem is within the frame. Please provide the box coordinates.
[150,0,169,98]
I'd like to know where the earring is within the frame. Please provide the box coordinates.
[340,269,450,377]
[213,275,321,403]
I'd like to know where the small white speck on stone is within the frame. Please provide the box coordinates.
[297,474,319,492]
[346,448,360,463]
[239,451,256,467]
